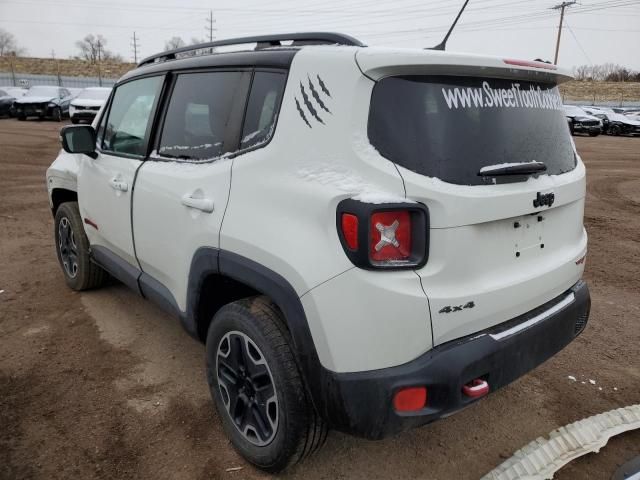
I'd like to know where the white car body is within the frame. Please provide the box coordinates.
[47,45,589,373]
[46,37,591,451]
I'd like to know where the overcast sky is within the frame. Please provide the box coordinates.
[1,0,639,70]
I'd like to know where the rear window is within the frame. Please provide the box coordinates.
[368,76,576,186]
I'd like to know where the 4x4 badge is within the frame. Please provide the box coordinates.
[439,301,475,314]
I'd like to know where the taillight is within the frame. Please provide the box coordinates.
[341,213,359,250]
[370,210,411,265]
[337,199,429,270]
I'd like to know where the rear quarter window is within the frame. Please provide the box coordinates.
[368,75,576,186]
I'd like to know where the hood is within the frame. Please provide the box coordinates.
[71,99,105,108]
[15,96,56,104]
[611,113,640,126]
[570,115,599,122]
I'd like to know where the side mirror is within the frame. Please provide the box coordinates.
[60,125,97,157]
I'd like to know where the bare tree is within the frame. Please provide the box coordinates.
[75,34,122,63]
[0,28,25,56]
[164,36,186,51]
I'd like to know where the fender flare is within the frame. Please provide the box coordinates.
[185,248,328,411]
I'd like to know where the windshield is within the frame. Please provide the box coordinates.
[76,88,111,101]
[368,75,576,186]
[26,86,59,97]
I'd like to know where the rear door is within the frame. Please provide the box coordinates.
[367,74,588,345]
[78,75,164,268]
[132,69,257,312]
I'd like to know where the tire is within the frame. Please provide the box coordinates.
[54,202,107,291]
[588,131,599,137]
[609,124,622,136]
[52,107,62,122]
[206,296,327,472]
[71,117,79,124]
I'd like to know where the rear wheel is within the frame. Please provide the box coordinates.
[206,296,327,472]
[54,202,107,290]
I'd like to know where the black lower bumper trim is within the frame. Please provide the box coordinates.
[320,280,591,439]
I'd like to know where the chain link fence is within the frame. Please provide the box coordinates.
[0,72,117,88]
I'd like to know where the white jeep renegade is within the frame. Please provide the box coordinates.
[47,33,591,472]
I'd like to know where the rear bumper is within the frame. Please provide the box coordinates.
[321,280,590,439]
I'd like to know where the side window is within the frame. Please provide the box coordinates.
[103,76,163,157]
[240,71,286,149]
[158,71,243,161]
[95,103,109,148]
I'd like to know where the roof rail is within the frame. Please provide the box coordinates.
[137,32,365,67]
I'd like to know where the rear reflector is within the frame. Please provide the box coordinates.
[341,213,359,250]
[503,58,557,70]
[393,387,427,412]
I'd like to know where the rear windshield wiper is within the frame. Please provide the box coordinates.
[478,161,547,177]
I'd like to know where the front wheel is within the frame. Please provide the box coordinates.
[206,297,327,472]
[52,107,62,122]
[54,202,107,290]
[609,124,622,136]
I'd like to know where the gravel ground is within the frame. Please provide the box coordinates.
[1,119,638,480]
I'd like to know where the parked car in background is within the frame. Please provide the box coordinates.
[602,112,640,136]
[563,105,601,136]
[14,86,73,121]
[69,87,112,124]
[0,88,18,117]
[4,87,27,117]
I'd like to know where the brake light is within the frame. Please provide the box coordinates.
[370,211,411,265]
[336,199,429,270]
[341,213,359,250]
[393,387,427,412]
[503,58,557,70]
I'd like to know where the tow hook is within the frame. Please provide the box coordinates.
[462,379,490,399]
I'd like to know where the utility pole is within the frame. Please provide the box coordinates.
[131,31,140,63]
[96,39,103,87]
[207,9,216,42]
[552,1,576,64]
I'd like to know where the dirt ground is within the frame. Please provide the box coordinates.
[0,119,638,480]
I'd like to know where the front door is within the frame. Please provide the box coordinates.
[78,75,164,267]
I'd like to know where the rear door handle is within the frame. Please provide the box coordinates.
[181,193,214,213]
[109,177,128,192]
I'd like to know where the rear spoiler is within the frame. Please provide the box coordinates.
[355,49,573,85]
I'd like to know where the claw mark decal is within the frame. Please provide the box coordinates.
[300,82,324,124]
[317,75,331,98]
[308,76,331,114]
[295,97,312,128]
[294,74,332,128]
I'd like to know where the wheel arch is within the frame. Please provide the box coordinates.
[186,248,326,410]
[50,187,78,215]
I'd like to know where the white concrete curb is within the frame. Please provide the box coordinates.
[481,404,640,480]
